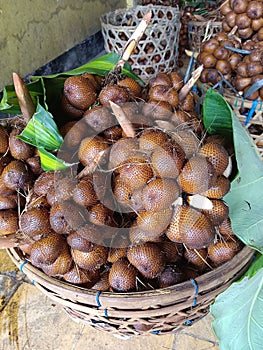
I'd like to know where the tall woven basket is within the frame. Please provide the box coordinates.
[100,5,181,81]
[7,245,253,337]
[188,19,222,52]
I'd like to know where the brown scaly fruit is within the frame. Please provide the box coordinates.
[63,75,97,110]
[127,242,165,279]
[109,258,137,292]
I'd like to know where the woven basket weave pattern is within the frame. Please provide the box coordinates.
[100,5,181,80]
[7,246,254,337]
[188,20,222,53]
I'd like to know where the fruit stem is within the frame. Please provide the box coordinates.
[109,101,136,138]
[115,10,152,70]
[78,150,107,179]
[179,65,203,101]
[12,72,36,124]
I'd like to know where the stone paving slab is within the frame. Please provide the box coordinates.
[0,250,220,350]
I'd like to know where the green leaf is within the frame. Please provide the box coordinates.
[0,80,44,115]
[203,89,263,253]
[244,254,263,279]
[202,88,233,136]
[17,103,63,151]
[224,111,263,253]
[211,268,263,350]
[31,52,145,87]
[0,52,144,119]
[37,148,69,171]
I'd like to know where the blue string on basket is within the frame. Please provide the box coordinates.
[19,261,35,285]
[245,100,259,126]
[95,291,108,318]
[190,278,199,308]
[19,261,28,274]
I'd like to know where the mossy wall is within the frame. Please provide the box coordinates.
[0,0,126,90]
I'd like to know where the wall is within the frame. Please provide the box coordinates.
[0,0,126,90]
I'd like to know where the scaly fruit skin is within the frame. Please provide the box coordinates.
[198,142,229,175]
[78,136,108,167]
[142,178,180,213]
[202,199,229,226]
[184,248,208,270]
[178,155,217,194]
[99,85,130,106]
[0,125,9,154]
[201,175,231,199]
[136,208,173,236]
[73,178,98,207]
[41,245,72,276]
[166,205,216,249]
[30,232,66,267]
[0,209,19,236]
[109,258,137,292]
[151,141,185,178]
[63,76,97,110]
[1,160,33,191]
[63,266,100,285]
[127,242,165,279]
[208,241,241,266]
[71,245,108,270]
[9,128,34,160]
[118,162,153,190]
[20,207,52,237]
[117,77,142,98]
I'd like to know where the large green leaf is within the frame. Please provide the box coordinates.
[203,89,263,253]
[0,52,144,117]
[37,148,70,171]
[202,89,233,136]
[244,254,263,279]
[30,52,144,86]
[224,113,263,253]
[210,268,263,350]
[17,103,63,151]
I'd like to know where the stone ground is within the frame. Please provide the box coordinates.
[0,250,220,350]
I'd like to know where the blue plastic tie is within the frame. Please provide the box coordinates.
[245,100,259,126]
[151,330,160,335]
[31,280,35,285]
[95,291,102,307]
[104,308,108,318]
[19,261,28,274]
[190,278,198,307]
[184,320,193,326]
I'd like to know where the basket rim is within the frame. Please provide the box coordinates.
[100,5,181,30]
[7,245,254,302]
[188,20,222,26]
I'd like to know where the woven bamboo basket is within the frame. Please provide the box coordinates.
[188,19,222,52]
[7,245,254,337]
[198,83,263,159]
[100,5,181,81]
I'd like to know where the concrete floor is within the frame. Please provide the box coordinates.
[0,250,220,350]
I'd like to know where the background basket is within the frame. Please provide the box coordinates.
[100,5,181,80]
[188,19,222,52]
[7,245,253,337]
